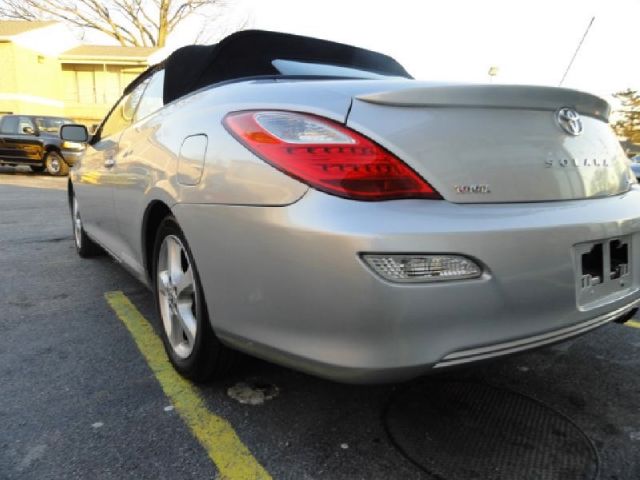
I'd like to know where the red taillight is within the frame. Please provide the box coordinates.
[223,111,441,201]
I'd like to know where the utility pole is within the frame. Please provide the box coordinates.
[559,16,595,86]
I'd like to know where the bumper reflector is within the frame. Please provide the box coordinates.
[362,254,482,283]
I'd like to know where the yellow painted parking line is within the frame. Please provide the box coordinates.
[626,320,640,329]
[105,291,271,480]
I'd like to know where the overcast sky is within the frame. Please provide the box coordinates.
[243,0,640,100]
[86,0,638,101]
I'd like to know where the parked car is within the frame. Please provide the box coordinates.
[0,115,84,175]
[631,155,640,181]
[64,30,640,383]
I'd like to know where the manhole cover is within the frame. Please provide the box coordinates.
[384,381,598,480]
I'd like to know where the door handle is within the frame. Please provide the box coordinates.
[104,156,116,168]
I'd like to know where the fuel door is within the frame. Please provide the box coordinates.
[177,134,208,185]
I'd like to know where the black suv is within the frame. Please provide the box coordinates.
[0,115,85,176]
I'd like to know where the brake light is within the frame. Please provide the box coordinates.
[223,111,441,201]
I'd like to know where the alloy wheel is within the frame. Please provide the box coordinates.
[49,157,60,174]
[73,197,82,248]
[157,235,198,359]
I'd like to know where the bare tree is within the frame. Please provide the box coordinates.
[192,5,251,45]
[0,0,225,47]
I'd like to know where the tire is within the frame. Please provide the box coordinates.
[29,165,45,173]
[44,151,69,176]
[71,193,102,257]
[153,215,237,382]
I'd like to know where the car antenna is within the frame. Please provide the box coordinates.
[559,16,595,87]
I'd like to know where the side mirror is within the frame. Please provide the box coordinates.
[60,124,89,143]
[23,126,35,135]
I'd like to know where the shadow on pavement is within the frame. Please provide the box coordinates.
[0,166,67,190]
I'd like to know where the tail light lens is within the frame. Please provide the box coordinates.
[223,111,441,201]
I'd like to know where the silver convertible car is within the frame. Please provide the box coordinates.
[63,30,640,383]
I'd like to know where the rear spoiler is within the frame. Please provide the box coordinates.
[356,84,610,121]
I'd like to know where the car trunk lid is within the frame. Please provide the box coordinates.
[347,83,633,203]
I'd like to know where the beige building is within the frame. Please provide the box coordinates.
[0,20,159,125]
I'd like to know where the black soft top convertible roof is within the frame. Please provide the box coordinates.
[126,30,412,104]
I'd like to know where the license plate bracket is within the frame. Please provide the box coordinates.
[575,236,634,309]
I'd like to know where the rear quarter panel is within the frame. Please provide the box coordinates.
[166,80,358,206]
[130,79,360,208]
[109,79,355,274]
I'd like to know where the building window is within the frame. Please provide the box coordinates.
[61,64,146,105]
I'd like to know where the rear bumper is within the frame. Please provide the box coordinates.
[174,186,640,383]
[435,299,639,368]
[0,157,41,165]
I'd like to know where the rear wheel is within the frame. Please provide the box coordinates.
[44,151,69,176]
[71,194,102,257]
[153,216,237,382]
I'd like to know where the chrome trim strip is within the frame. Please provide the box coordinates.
[434,299,640,368]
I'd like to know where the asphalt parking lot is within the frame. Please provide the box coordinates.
[1,166,639,480]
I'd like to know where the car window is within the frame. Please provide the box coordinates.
[18,117,36,134]
[135,70,165,122]
[35,117,73,134]
[0,116,19,134]
[99,80,148,140]
[0,116,36,135]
